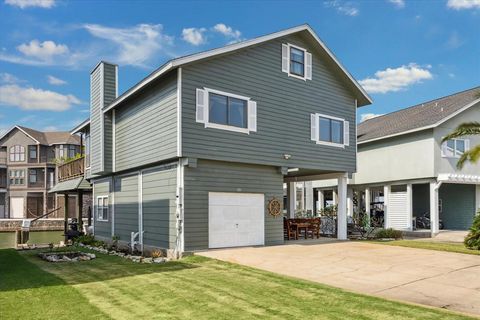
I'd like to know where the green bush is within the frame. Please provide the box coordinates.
[375,228,403,239]
[74,234,96,246]
[464,211,480,250]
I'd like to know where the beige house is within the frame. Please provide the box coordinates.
[302,87,480,234]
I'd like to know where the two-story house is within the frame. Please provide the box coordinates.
[72,24,371,255]
[0,126,81,219]
[311,87,480,234]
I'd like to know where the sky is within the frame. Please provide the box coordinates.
[0,0,479,133]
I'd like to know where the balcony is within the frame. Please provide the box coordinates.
[58,156,85,182]
[0,156,6,167]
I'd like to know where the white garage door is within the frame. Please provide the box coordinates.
[209,192,265,249]
[10,197,24,219]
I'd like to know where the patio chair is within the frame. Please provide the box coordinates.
[285,219,298,240]
[307,218,321,239]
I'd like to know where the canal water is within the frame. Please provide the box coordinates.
[0,231,63,249]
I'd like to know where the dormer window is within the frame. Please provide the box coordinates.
[282,43,312,81]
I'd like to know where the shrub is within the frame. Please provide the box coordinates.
[464,211,480,250]
[151,250,163,258]
[74,234,96,246]
[375,228,403,239]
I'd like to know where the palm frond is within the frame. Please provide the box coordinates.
[442,122,480,142]
[457,145,480,169]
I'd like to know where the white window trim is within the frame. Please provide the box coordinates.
[441,138,468,159]
[96,195,109,222]
[203,88,251,134]
[286,43,308,81]
[315,113,346,149]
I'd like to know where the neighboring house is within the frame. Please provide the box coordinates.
[0,126,82,219]
[71,24,371,255]
[310,87,480,234]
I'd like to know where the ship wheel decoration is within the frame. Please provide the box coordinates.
[268,197,282,218]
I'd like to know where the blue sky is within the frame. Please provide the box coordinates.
[0,0,479,133]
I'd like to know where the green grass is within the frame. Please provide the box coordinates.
[375,240,480,255]
[0,231,63,249]
[0,248,475,320]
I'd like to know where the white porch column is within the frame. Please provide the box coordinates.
[430,181,440,235]
[347,187,354,217]
[305,181,314,213]
[318,190,324,212]
[300,182,305,211]
[288,181,296,218]
[383,185,390,228]
[406,183,413,231]
[337,174,348,240]
[332,189,338,205]
[365,187,371,218]
[476,185,480,212]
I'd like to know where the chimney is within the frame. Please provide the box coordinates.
[90,61,118,175]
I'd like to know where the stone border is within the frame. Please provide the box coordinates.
[78,243,168,264]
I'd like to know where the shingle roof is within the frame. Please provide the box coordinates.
[16,126,81,145]
[358,86,480,143]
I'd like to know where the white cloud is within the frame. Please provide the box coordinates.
[4,0,55,9]
[182,27,207,46]
[359,63,433,94]
[447,0,480,10]
[47,75,67,85]
[213,24,242,40]
[83,23,174,67]
[0,84,81,111]
[361,113,384,122]
[324,1,359,16]
[388,0,405,8]
[0,73,23,84]
[43,125,59,131]
[17,40,69,61]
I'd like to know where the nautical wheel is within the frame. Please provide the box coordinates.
[268,198,282,217]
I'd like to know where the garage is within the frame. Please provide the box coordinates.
[439,184,476,230]
[208,192,265,249]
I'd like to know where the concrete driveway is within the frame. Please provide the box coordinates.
[198,241,480,317]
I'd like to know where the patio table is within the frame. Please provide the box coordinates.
[290,222,310,240]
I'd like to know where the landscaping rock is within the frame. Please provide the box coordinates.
[153,258,166,264]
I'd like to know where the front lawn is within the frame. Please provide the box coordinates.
[375,240,480,255]
[0,248,475,320]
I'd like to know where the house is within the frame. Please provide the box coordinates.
[0,126,83,220]
[71,24,372,256]
[309,87,480,234]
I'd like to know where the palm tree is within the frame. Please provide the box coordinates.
[442,122,480,169]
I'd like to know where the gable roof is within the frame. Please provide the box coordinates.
[102,24,371,114]
[357,86,480,144]
[0,126,81,146]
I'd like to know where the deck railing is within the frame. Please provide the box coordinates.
[58,156,85,182]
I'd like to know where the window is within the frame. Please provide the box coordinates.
[9,170,25,185]
[290,47,305,77]
[196,88,257,134]
[9,145,25,162]
[29,169,37,184]
[28,145,37,160]
[209,93,248,129]
[281,43,312,80]
[68,145,76,158]
[59,145,64,158]
[96,196,109,221]
[442,139,469,158]
[311,114,349,147]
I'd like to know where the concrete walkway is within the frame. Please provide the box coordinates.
[198,241,480,317]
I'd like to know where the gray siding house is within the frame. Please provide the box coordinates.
[311,87,480,234]
[73,25,371,255]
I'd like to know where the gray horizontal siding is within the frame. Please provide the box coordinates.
[440,184,476,230]
[142,165,177,249]
[114,71,178,172]
[114,173,139,241]
[184,159,284,251]
[181,33,357,173]
[93,179,111,239]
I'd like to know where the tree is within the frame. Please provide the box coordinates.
[442,121,480,169]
